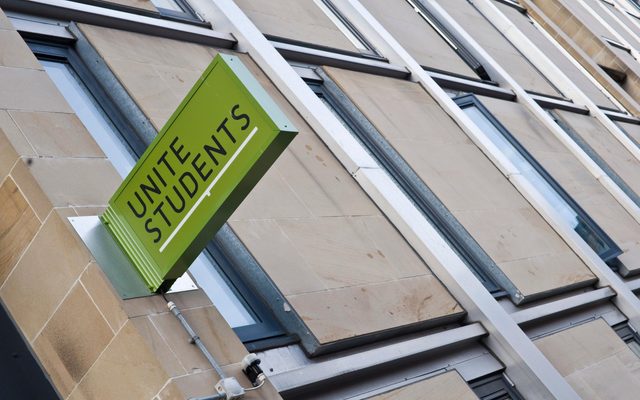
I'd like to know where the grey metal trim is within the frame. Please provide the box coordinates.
[291,63,324,83]
[0,0,236,48]
[269,323,486,395]
[7,11,75,41]
[427,70,515,100]
[271,40,410,79]
[492,0,527,12]
[529,93,590,114]
[262,342,502,400]
[528,312,627,341]
[603,36,633,52]
[605,109,640,123]
[69,216,152,299]
[511,287,616,325]
[68,23,158,149]
[627,277,640,292]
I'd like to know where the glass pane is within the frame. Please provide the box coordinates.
[150,0,184,12]
[463,105,611,257]
[42,60,137,178]
[189,253,255,327]
[42,59,255,329]
[312,0,369,52]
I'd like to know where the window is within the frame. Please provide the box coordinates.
[314,0,379,56]
[72,0,203,23]
[309,80,506,296]
[628,0,640,13]
[470,373,524,400]
[615,322,640,358]
[149,0,201,21]
[31,41,286,347]
[405,0,491,80]
[456,95,622,264]
[0,301,59,399]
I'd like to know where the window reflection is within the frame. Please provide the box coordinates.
[462,105,612,259]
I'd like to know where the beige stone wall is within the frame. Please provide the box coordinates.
[523,0,640,115]
[368,371,479,400]
[0,9,281,400]
[324,66,596,301]
[536,319,640,399]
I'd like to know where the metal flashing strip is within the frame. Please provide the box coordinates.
[7,11,74,41]
[604,36,633,52]
[511,287,616,325]
[493,0,527,12]
[427,70,516,100]
[291,63,324,82]
[271,40,409,79]
[529,93,589,114]
[268,323,486,395]
[627,277,640,292]
[0,0,236,48]
[604,109,640,123]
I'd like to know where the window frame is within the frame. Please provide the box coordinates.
[308,78,508,297]
[614,322,640,358]
[455,94,622,264]
[70,0,206,25]
[470,372,525,400]
[28,39,292,349]
[150,0,203,23]
[408,0,491,81]
[316,0,380,58]
[259,0,383,60]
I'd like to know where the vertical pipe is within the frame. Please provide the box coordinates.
[167,301,227,380]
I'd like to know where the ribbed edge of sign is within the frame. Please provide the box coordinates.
[101,207,163,291]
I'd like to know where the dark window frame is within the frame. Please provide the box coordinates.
[264,0,383,60]
[152,0,203,23]
[69,0,207,26]
[319,0,380,58]
[455,94,622,264]
[308,77,508,297]
[28,39,292,349]
[470,372,525,400]
[409,0,491,81]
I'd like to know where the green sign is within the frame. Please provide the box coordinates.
[101,54,297,292]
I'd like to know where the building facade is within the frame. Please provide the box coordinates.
[3,0,640,399]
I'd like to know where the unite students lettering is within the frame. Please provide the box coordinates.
[125,104,251,243]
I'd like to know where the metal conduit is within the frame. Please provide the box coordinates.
[167,301,227,380]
